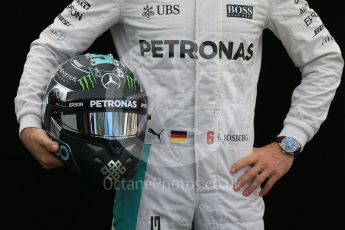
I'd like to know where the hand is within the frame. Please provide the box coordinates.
[21,127,64,169]
[230,143,294,197]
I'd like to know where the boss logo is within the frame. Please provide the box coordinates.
[227,4,253,19]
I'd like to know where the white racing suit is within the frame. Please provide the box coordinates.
[15,0,343,229]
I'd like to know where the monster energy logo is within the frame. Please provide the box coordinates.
[78,74,95,90]
[126,75,137,91]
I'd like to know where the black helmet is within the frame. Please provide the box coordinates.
[42,53,148,183]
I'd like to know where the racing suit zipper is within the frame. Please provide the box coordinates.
[193,0,200,209]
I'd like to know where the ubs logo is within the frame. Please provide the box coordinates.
[142,4,180,18]
[142,5,155,18]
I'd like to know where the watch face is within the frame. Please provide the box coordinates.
[281,137,299,153]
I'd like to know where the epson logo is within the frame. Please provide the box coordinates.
[90,100,138,108]
[69,102,83,107]
[66,4,83,21]
[139,40,254,61]
[304,11,318,27]
[227,4,253,19]
[75,0,91,10]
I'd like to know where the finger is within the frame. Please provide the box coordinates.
[242,170,270,197]
[30,145,64,169]
[259,174,280,196]
[233,164,264,191]
[230,154,258,174]
[38,132,59,152]
[46,141,59,153]
[37,149,64,169]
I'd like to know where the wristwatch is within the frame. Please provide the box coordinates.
[273,136,301,157]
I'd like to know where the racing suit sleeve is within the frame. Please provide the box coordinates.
[266,0,344,148]
[14,0,121,135]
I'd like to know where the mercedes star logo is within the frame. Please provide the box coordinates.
[101,73,121,89]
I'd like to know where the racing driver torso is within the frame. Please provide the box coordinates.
[15,0,343,229]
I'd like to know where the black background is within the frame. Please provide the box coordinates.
[3,1,344,229]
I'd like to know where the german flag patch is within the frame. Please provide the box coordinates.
[170,130,188,143]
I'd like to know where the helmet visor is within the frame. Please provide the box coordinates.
[61,111,145,140]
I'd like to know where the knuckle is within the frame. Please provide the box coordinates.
[258,174,266,182]
[261,189,269,196]
[260,160,270,168]
[240,176,249,184]
[248,171,257,178]
[42,161,58,170]
[42,164,53,170]
[260,162,268,169]
[30,130,39,140]
[37,136,45,145]
[265,182,273,188]
[45,143,55,151]
[267,164,275,171]
[39,155,55,169]
[275,170,283,177]
[232,162,239,169]
[22,128,34,138]
[250,184,258,191]
[252,154,259,161]
[237,179,244,187]
[41,136,50,145]
[39,157,49,167]
[254,178,262,185]
[246,189,253,194]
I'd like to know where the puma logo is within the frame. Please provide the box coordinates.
[148,128,164,142]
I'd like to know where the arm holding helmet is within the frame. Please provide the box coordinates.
[15,0,122,169]
[230,0,344,196]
